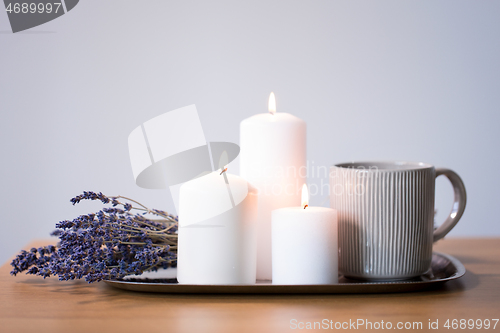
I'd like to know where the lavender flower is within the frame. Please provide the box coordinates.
[11,192,178,283]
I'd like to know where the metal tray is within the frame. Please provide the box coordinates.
[104,252,465,294]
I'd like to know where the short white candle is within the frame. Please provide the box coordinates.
[272,185,338,285]
[177,170,258,285]
[240,92,306,280]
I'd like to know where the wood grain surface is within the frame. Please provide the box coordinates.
[1,238,499,333]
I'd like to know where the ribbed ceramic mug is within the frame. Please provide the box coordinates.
[330,161,466,281]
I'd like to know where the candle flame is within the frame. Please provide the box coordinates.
[268,92,276,115]
[301,184,309,209]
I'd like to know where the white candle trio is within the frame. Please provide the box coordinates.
[176,93,338,285]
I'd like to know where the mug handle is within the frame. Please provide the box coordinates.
[433,168,467,242]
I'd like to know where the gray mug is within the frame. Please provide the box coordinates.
[330,161,466,280]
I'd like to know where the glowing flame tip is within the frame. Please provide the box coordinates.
[268,92,276,115]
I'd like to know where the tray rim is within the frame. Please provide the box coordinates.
[103,251,465,294]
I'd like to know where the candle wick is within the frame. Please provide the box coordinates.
[220,167,228,175]
[303,205,308,209]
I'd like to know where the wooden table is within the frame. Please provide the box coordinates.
[1,238,499,333]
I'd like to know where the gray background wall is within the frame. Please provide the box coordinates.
[1,0,499,265]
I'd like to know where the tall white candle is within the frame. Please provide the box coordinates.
[272,185,338,285]
[240,93,306,280]
[177,171,258,284]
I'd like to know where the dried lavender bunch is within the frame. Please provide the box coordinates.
[10,191,178,283]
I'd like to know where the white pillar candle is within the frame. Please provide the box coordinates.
[177,171,258,285]
[240,92,306,280]
[272,185,338,285]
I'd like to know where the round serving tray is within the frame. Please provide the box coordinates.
[104,252,465,294]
